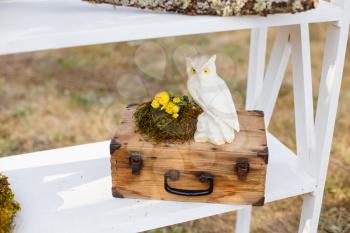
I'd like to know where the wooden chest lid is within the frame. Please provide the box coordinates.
[112,105,268,162]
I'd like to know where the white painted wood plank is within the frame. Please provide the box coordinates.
[313,22,349,193]
[242,27,267,233]
[0,0,342,55]
[0,133,316,233]
[332,0,350,12]
[289,24,315,176]
[246,27,267,110]
[298,20,349,233]
[265,133,316,202]
[255,26,291,127]
[235,206,252,233]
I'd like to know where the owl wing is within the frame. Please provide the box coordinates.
[187,77,207,110]
[201,78,240,132]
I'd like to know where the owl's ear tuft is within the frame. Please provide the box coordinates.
[208,54,217,64]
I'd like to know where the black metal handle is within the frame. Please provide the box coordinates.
[164,170,214,196]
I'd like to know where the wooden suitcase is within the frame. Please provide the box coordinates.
[110,105,268,206]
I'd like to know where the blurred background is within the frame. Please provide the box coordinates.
[0,24,349,233]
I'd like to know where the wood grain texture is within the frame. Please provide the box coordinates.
[111,106,268,205]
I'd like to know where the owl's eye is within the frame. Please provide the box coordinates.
[191,68,196,74]
[204,68,210,74]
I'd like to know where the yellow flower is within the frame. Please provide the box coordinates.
[151,99,160,109]
[165,102,175,114]
[172,113,179,119]
[172,105,180,113]
[164,102,180,115]
[155,91,170,106]
[172,97,181,104]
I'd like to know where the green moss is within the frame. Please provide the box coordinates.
[0,173,20,233]
[134,96,202,143]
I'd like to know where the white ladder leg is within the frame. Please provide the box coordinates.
[298,21,349,233]
[235,206,252,233]
[289,23,315,175]
[238,27,267,233]
[245,27,267,110]
[255,26,291,127]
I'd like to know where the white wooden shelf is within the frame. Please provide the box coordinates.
[1,1,347,232]
[0,0,342,55]
[0,133,316,233]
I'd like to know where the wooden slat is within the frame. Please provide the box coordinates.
[246,27,267,110]
[290,24,315,175]
[112,152,265,204]
[0,0,342,55]
[115,106,267,156]
[255,26,291,127]
[235,205,252,233]
[298,20,349,233]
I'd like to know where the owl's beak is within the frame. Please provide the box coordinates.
[198,76,207,85]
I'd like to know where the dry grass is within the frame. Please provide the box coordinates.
[0,24,349,233]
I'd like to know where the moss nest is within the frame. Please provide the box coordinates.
[0,173,20,233]
[134,95,202,143]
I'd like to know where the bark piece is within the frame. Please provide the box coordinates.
[83,0,318,16]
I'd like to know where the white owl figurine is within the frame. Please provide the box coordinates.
[186,55,240,145]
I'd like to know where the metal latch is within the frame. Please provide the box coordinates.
[128,151,143,175]
[235,158,250,181]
